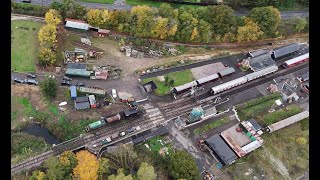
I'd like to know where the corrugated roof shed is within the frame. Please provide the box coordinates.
[272,43,300,59]
[70,86,77,99]
[249,53,276,71]
[218,67,235,77]
[247,48,270,58]
[75,96,89,103]
[205,134,238,166]
[75,101,90,110]
[65,19,89,31]
[248,119,262,131]
[67,63,87,70]
[66,69,91,77]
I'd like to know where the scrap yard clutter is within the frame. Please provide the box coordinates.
[11,3,309,180]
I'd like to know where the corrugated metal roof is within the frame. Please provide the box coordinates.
[241,140,262,153]
[75,101,90,109]
[75,96,88,103]
[219,67,235,77]
[196,74,219,84]
[205,134,238,166]
[247,48,270,58]
[173,81,197,93]
[70,86,77,98]
[272,43,300,59]
[79,87,106,95]
[66,69,91,77]
[247,119,262,131]
[65,20,89,30]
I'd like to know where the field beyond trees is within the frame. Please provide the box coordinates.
[11,20,44,72]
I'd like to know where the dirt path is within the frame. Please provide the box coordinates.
[262,147,291,179]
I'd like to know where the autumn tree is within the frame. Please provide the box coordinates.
[59,151,78,176]
[38,24,57,47]
[40,75,58,101]
[198,20,212,43]
[102,144,139,173]
[29,170,46,180]
[209,5,235,35]
[130,6,155,37]
[294,17,307,33]
[137,162,157,180]
[249,6,281,37]
[98,157,111,179]
[73,150,99,180]
[159,3,178,19]
[223,32,237,42]
[45,9,62,25]
[176,11,198,42]
[44,156,66,180]
[169,150,200,180]
[86,9,110,28]
[151,17,170,39]
[237,18,264,42]
[51,0,87,20]
[38,47,56,66]
[108,168,133,180]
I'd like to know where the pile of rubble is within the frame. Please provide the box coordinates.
[65,48,87,63]
[120,45,180,58]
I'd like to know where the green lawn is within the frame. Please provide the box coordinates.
[11,20,44,72]
[145,136,173,156]
[194,116,230,135]
[142,69,194,96]
[78,0,115,4]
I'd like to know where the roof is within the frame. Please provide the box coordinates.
[249,54,276,71]
[173,81,197,93]
[79,87,106,95]
[65,18,86,23]
[272,43,300,59]
[218,67,235,77]
[247,48,270,58]
[123,109,139,116]
[247,119,262,131]
[196,73,219,84]
[75,96,89,103]
[70,86,77,98]
[143,81,157,92]
[118,92,133,99]
[67,63,87,70]
[300,72,309,81]
[66,69,91,77]
[98,29,110,33]
[65,20,89,30]
[205,135,238,166]
[75,101,90,109]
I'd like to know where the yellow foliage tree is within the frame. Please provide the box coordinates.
[38,47,56,66]
[45,9,62,26]
[73,150,99,180]
[190,27,199,41]
[237,18,264,42]
[87,9,102,28]
[38,24,57,47]
[101,9,110,25]
[151,17,169,39]
[36,171,46,180]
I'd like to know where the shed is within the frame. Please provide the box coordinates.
[65,69,91,78]
[248,53,276,71]
[75,96,89,103]
[246,48,270,58]
[205,134,238,166]
[65,18,89,31]
[271,43,300,59]
[98,29,110,37]
[143,81,157,93]
[218,67,235,77]
[123,109,139,117]
[70,86,77,100]
[75,101,90,110]
[67,63,87,70]
[247,119,262,132]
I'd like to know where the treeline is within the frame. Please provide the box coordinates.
[12,0,309,44]
[225,0,309,9]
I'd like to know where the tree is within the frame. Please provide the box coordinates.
[222,32,236,42]
[169,150,200,180]
[38,47,56,66]
[51,0,87,20]
[44,156,66,180]
[137,162,157,180]
[294,17,307,33]
[45,9,62,25]
[249,6,281,37]
[86,9,102,27]
[176,11,198,42]
[130,6,155,38]
[159,3,176,19]
[39,75,58,101]
[102,144,139,173]
[59,151,78,176]
[190,27,199,42]
[38,24,57,47]
[198,20,212,43]
[209,5,235,35]
[108,169,133,180]
[169,79,175,87]
[237,18,264,42]
[29,170,46,180]
[97,158,111,179]
[73,150,99,180]
[151,17,169,39]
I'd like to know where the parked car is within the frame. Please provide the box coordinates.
[74,81,85,87]
[101,137,112,145]
[63,76,72,81]
[126,127,136,134]
[61,80,71,86]
[12,77,24,84]
[112,89,117,98]
[119,132,126,137]
[27,73,36,78]
[22,0,31,3]
[24,79,39,86]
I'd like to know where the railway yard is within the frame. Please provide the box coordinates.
[11,14,309,180]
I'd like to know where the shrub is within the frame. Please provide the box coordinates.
[296,137,307,145]
[13,3,49,17]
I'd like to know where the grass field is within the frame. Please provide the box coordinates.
[79,0,115,4]
[11,20,44,72]
[142,70,194,96]
[194,117,230,135]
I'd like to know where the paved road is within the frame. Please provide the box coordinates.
[16,0,308,19]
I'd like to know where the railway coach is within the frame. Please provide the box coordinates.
[173,81,197,95]
[196,73,219,86]
[245,65,278,81]
[210,76,248,95]
[283,53,309,68]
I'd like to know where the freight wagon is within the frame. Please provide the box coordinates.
[105,113,121,123]
[86,120,106,132]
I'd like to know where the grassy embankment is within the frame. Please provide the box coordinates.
[11,20,44,72]
[142,69,194,96]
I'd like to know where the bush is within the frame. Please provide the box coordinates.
[296,137,307,145]
[13,3,49,17]
[11,132,48,156]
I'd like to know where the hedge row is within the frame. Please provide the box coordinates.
[13,3,49,17]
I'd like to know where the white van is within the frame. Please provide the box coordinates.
[112,89,117,98]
